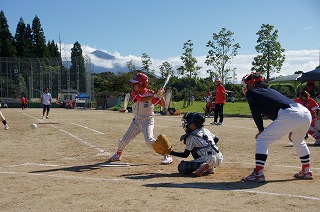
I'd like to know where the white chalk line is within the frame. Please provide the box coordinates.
[0,171,132,182]
[171,183,320,201]
[19,112,108,156]
[0,169,319,201]
[20,111,45,123]
[3,162,59,168]
[72,123,105,134]
[50,124,108,155]
[14,112,320,200]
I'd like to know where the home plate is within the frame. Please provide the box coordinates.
[98,162,129,167]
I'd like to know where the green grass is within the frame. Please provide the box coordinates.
[157,101,252,116]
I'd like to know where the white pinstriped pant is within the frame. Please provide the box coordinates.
[256,103,312,157]
[118,117,155,150]
[0,111,5,121]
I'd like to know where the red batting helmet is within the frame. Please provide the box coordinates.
[129,72,149,88]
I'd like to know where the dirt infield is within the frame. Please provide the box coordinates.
[1,108,320,211]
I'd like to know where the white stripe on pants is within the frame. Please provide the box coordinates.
[256,103,312,157]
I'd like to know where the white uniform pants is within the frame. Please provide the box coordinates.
[118,118,155,150]
[256,103,312,157]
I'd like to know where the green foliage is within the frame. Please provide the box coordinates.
[32,15,49,57]
[0,11,17,57]
[252,24,285,82]
[270,84,295,99]
[205,28,241,83]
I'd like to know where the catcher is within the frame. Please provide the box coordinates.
[153,112,223,177]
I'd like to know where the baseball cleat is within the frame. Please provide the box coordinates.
[210,122,217,125]
[242,168,265,183]
[206,167,215,174]
[107,153,121,162]
[161,155,173,165]
[314,139,320,146]
[194,163,210,177]
[4,124,9,130]
[294,168,313,180]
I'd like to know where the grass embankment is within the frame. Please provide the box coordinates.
[156,101,252,117]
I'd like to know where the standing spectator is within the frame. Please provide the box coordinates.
[241,72,313,182]
[294,91,319,118]
[21,96,28,110]
[41,87,52,119]
[0,110,9,130]
[211,78,226,125]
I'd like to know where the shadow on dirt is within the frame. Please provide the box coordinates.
[28,162,149,173]
[143,178,297,190]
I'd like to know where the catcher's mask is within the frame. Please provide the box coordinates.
[129,72,149,88]
[182,112,205,133]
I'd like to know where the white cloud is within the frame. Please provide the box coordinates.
[60,42,319,83]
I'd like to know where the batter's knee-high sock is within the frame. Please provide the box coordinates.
[255,154,268,174]
[300,154,311,171]
[116,150,123,156]
[2,120,7,125]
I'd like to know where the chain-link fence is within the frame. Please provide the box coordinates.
[0,56,94,105]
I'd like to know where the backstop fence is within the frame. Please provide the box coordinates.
[0,56,94,104]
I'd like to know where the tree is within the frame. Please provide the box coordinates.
[126,60,136,72]
[177,39,202,106]
[14,17,31,57]
[0,10,16,57]
[32,15,49,57]
[70,41,86,92]
[159,61,174,78]
[251,24,285,82]
[205,28,240,84]
[141,53,154,75]
[47,40,60,58]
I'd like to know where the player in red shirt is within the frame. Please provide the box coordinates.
[211,78,226,125]
[294,91,319,118]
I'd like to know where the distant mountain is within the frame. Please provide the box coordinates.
[89,50,141,74]
[91,50,115,60]
[89,50,126,74]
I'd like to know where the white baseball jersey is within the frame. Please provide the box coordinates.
[117,89,161,150]
[41,92,52,105]
[185,127,223,168]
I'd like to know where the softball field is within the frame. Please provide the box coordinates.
[1,108,320,212]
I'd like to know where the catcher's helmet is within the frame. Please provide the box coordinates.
[182,112,205,133]
[129,72,149,88]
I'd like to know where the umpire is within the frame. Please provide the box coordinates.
[241,72,313,183]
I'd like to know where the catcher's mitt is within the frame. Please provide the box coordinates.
[153,134,172,155]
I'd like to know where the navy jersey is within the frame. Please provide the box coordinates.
[246,87,294,131]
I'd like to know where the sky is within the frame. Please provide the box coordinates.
[1,0,320,82]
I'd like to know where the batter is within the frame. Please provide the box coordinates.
[108,72,173,164]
